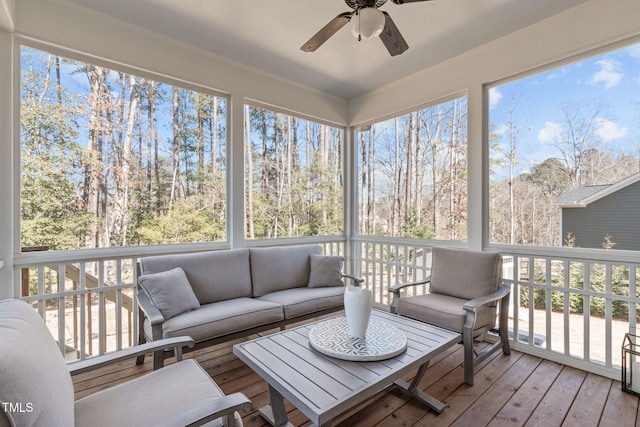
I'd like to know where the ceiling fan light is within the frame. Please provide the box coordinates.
[351,7,385,40]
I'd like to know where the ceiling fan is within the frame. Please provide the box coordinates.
[301,0,434,57]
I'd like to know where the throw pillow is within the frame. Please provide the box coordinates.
[138,267,200,320]
[308,254,344,288]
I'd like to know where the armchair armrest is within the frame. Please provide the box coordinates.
[69,336,195,376]
[462,283,511,313]
[388,277,431,313]
[342,273,365,286]
[388,276,431,294]
[157,392,253,427]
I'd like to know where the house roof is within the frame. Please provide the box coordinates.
[556,172,640,208]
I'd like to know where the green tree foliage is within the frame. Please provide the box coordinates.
[20,53,94,250]
[245,107,343,239]
[20,47,228,250]
[358,98,468,240]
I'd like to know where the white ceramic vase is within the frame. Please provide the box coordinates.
[344,284,372,339]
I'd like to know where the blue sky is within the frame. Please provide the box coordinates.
[489,41,640,180]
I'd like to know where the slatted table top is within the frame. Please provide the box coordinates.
[233,309,461,426]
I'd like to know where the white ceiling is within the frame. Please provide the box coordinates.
[65,0,591,100]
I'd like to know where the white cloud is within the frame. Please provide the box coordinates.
[596,118,628,141]
[494,124,508,136]
[546,66,570,81]
[537,122,563,144]
[627,44,640,60]
[587,59,623,89]
[488,88,502,110]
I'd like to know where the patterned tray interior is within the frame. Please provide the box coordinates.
[308,316,408,361]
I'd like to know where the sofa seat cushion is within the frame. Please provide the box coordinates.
[258,287,344,320]
[141,249,252,305]
[396,293,496,333]
[147,298,284,342]
[75,359,239,427]
[250,245,321,297]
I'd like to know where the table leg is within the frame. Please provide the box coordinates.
[394,362,447,414]
[258,384,295,427]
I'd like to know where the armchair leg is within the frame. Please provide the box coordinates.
[462,327,474,386]
[499,295,511,356]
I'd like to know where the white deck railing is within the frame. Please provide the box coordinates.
[13,240,345,362]
[14,238,638,379]
[352,236,639,380]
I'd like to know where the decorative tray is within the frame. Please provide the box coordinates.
[308,316,407,361]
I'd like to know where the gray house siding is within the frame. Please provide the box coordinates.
[561,181,640,250]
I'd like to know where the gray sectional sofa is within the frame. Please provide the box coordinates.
[136,244,363,368]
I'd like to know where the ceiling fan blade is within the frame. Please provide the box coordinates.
[390,0,434,4]
[379,12,409,56]
[301,12,352,52]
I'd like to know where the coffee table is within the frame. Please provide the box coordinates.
[233,309,461,427]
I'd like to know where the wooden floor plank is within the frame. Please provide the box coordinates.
[524,366,586,427]
[416,349,523,426]
[562,373,613,427]
[488,359,563,427]
[599,382,638,427]
[450,354,542,427]
[70,327,640,427]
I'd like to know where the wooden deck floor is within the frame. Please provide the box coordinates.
[72,332,640,427]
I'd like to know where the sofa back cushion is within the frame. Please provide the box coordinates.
[138,267,200,320]
[308,255,344,288]
[0,299,75,427]
[250,245,321,297]
[140,249,252,305]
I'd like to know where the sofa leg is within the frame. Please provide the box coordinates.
[136,333,145,365]
[153,350,164,370]
[135,354,145,365]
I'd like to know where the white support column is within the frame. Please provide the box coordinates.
[344,126,355,272]
[467,84,486,252]
[228,94,246,249]
[0,29,13,299]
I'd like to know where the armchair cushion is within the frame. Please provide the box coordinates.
[429,247,502,300]
[75,358,239,427]
[308,254,344,288]
[0,300,75,427]
[138,267,200,320]
[397,293,497,332]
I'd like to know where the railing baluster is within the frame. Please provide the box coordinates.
[58,264,65,356]
[98,261,106,355]
[116,259,123,352]
[605,263,612,367]
[79,262,87,360]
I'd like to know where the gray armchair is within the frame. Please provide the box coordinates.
[389,247,511,385]
[0,299,252,427]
